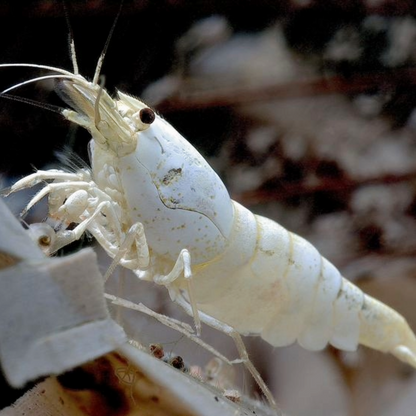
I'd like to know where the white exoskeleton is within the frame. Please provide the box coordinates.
[2,53,416,411]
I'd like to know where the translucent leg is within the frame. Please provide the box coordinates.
[103,222,150,283]
[52,200,111,252]
[4,169,89,195]
[167,285,279,413]
[151,250,201,336]
[21,180,91,216]
[104,293,239,365]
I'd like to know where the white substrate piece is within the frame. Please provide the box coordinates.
[0,198,126,387]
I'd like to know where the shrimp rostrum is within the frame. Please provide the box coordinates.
[3,60,416,406]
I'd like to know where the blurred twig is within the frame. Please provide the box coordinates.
[233,170,416,206]
[156,68,416,112]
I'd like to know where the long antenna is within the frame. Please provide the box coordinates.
[92,0,125,85]
[94,75,106,128]
[1,74,77,95]
[61,0,79,75]
[0,93,64,115]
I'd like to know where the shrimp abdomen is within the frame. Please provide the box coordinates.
[241,209,416,366]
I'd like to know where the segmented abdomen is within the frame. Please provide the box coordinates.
[254,215,363,351]
[192,201,365,353]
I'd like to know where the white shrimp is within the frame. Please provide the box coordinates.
[3,35,416,412]
[1,67,279,409]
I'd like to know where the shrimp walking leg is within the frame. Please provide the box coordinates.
[104,293,241,365]
[167,285,279,413]
[153,250,201,336]
[103,222,149,282]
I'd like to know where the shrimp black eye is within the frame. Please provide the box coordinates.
[139,107,155,125]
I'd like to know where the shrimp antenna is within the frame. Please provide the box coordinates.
[0,93,63,115]
[61,0,79,75]
[94,75,106,127]
[93,0,125,85]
